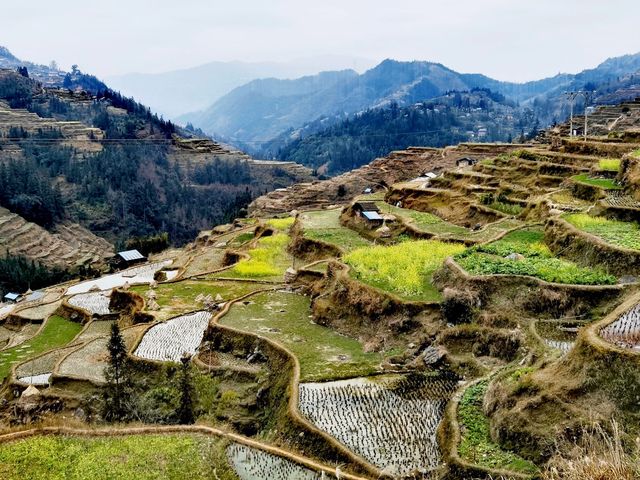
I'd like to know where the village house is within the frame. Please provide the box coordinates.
[455,157,478,168]
[352,201,384,226]
[111,249,146,270]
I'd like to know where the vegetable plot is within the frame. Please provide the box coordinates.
[68,292,111,315]
[298,375,457,476]
[134,311,212,362]
[565,214,640,251]
[226,443,332,479]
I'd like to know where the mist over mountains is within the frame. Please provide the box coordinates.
[105,55,376,118]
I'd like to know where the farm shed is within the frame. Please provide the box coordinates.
[112,249,146,269]
[455,157,478,168]
[4,292,21,303]
[353,202,384,226]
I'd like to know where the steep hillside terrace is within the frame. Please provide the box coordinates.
[0,207,114,270]
[249,144,528,216]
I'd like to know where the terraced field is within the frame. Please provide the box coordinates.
[455,228,617,285]
[222,233,293,280]
[344,240,466,301]
[564,214,640,251]
[134,311,212,362]
[374,201,523,242]
[0,316,82,381]
[601,303,640,350]
[227,443,331,479]
[68,292,111,315]
[219,291,382,381]
[0,434,237,480]
[299,209,371,252]
[299,374,457,476]
[131,280,261,321]
[66,261,174,295]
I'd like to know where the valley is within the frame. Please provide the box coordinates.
[1,95,640,479]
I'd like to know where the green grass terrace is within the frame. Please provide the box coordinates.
[0,434,236,480]
[219,291,384,382]
[344,239,466,301]
[564,213,640,251]
[0,315,83,382]
[454,228,617,285]
[298,208,371,252]
[373,201,523,243]
[571,173,622,190]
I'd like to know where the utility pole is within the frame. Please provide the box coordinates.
[564,92,580,136]
[582,90,595,141]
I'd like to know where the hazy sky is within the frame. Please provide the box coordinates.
[4,0,640,82]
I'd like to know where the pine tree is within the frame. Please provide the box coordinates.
[177,354,195,424]
[102,323,132,421]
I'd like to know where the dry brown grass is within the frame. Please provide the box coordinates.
[543,421,640,480]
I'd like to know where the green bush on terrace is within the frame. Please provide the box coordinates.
[565,213,640,251]
[455,229,616,285]
[344,239,465,301]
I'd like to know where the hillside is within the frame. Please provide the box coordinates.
[270,89,536,175]
[0,67,312,289]
[2,100,640,479]
[181,54,640,159]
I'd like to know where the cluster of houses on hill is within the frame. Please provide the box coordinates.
[2,249,147,306]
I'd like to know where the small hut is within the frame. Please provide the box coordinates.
[112,249,146,270]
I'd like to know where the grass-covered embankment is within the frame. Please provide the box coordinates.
[458,380,538,475]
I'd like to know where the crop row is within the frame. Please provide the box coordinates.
[68,292,111,315]
[134,311,212,362]
[226,443,332,479]
[298,375,457,476]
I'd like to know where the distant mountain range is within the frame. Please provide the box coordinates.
[105,55,377,118]
[179,54,640,157]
